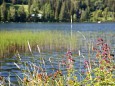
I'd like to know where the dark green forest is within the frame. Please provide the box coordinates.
[0,0,115,22]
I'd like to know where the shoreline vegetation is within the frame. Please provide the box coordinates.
[0,30,80,58]
[0,0,115,22]
[0,36,115,85]
[0,30,115,58]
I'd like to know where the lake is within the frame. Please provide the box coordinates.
[0,22,115,31]
[0,22,115,85]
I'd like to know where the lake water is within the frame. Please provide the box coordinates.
[0,51,88,85]
[0,22,115,31]
[0,22,115,85]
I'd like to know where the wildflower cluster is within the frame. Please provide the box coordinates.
[66,50,75,69]
[80,38,115,86]
[86,38,115,85]
[93,38,114,71]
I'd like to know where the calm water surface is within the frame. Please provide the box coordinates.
[0,22,115,31]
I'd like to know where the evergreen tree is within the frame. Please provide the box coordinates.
[103,7,109,20]
[54,0,61,20]
[111,1,115,20]
[43,3,54,21]
[59,1,66,21]
[1,0,7,21]
[80,9,86,21]
[74,0,80,10]
[28,0,32,14]
[7,10,10,21]
[9,6,16,21]
[18,5,26,22]
[70,0,74,16]
[64,0,71,21]
[30,0,40,15]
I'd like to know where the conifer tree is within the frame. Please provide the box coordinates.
[1,0,7,21]
[59,1,66,21]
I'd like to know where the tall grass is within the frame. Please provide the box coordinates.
[0,30,79,57]
[0,30,115,58]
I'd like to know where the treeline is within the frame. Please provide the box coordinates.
[0,0,115,22]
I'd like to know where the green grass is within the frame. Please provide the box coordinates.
[0,30,79,57]
[0,30,115,58]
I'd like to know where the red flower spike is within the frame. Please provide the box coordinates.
[97,38,103,42]
[84,60,89,65]
[66,50,72,57]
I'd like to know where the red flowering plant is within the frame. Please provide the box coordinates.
[61,49,75,70]
[82,38,115,85]
[66,50,75,69]
[64,49,80,85]
[93,38,114,71]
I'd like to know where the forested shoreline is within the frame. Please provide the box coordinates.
[0,0,115,22]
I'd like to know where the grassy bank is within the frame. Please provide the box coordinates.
[0,30,80,57]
